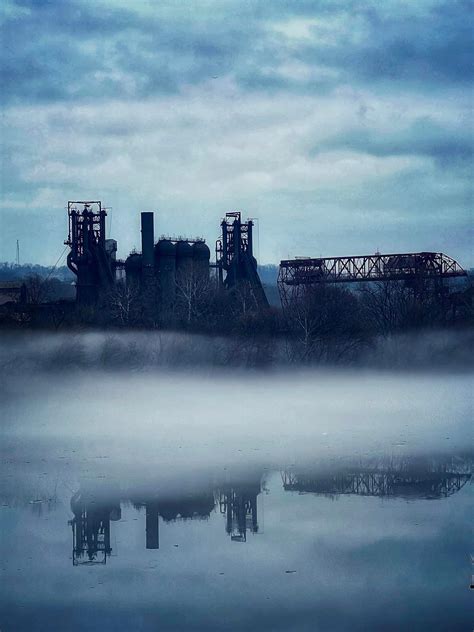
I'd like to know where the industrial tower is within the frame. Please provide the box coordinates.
[216,212,268,309]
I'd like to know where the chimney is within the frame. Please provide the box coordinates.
[141,212,154,274]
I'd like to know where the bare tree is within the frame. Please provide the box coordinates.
[105,281,141,326]
[175,267,214,327]
[24,275,52,304]
[358,279,447,335]
[231,281,261,319]
[285,284,368,363]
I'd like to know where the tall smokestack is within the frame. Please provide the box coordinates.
[141,212,154,276]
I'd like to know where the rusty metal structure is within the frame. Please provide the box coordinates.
[216,212,268,309]
[278,251,467,307]
[65,201,116,304]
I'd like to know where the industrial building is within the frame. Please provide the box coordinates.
[65,202,268,318]
[0,281,27,306]
[63,200,469,328]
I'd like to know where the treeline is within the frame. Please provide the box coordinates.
[94,275,280,337]
[282,280,473,363]
[0,263,75,304]
[1,267,472,367]
[74,275,473,364]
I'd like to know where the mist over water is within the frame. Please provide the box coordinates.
[1,331,473,631]
[1,328,474,373]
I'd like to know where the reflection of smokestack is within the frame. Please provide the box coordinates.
[141,212,154,280]
[146,503,159,549]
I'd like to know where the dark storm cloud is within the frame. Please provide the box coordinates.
[322,0,474,83]
[1,0,260,103]
[1,0,472,105]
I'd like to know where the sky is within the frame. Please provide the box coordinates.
[0,0,472,266]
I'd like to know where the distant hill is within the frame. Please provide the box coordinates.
[258,264,279,286]
[0,263,74,283]
[258,265,280,307]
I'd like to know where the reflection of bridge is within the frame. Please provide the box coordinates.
[282,464,471,500]
[278,252,467,307]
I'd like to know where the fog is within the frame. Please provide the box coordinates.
[1,328,473,374]
[1,331,472,482]
[1,330,472,631]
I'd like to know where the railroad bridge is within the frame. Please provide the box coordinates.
[278,251,467,307]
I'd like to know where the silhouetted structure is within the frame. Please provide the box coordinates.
[278,252,467,308]
[0,281,27,306]
[216,212,268,309]
[141,211,155,290]
[62,201,469,327]
[121,217,210,320]
[65,201,116,305]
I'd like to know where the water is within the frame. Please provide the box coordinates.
[0,334,472,631]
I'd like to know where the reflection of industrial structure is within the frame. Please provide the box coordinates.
[133,492,216,550]
[282,458,472,500]
[68,486,121,565]
[68,476,263,564]
[218,482,261,542]
[278,252,467,308]
[67,456,470,565]
[216,212,268,308]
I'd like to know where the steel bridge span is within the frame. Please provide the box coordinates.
[278,251,467,306]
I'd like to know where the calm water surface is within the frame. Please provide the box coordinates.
[1,361,472,631]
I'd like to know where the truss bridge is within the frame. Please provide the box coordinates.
[278,251,467,307]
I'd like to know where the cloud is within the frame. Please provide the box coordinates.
[0,0,472,265]
[2,0,472,105]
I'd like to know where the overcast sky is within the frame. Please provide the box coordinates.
[0,0,472,266]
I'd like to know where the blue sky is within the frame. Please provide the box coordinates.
[0,0,472,265]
